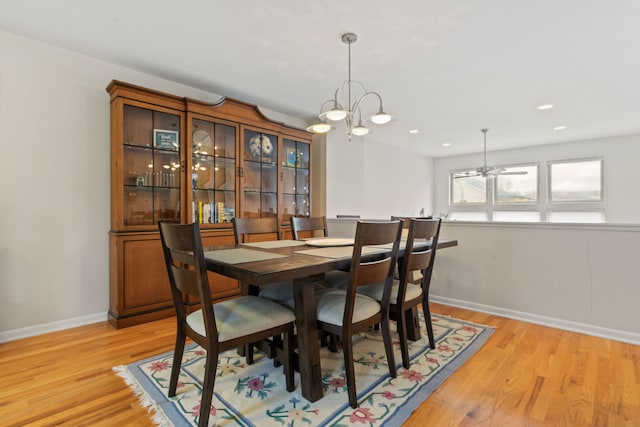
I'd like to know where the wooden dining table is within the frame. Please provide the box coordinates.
[203,237,458,403]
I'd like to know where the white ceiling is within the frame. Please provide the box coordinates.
[2,0,640,157]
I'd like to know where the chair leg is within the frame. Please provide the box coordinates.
[272,334,283,367]
[342,333,358,408]
[381,317,397,378]
[283,327,295,392]
[198,351,218,427]
[329,334,338,352]
[246,343,254,365]
[169,331,186,397]
[422,300,435,349]
[396,309,411,369]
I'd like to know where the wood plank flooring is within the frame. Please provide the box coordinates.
[0,304,638,426]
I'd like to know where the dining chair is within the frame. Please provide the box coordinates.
[159,221,296,427]
[233,216,282,243]
[291,216,350,289]
[291,215,328,240]
[231,217,296,303]
[358,218,442,368]
[314,220,403,408]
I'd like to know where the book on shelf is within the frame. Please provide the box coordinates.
[192,201,234,224]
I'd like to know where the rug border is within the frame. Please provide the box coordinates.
[114,314,495,427]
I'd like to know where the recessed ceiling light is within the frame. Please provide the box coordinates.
[442,142,451,147]
[553,125,567,131]
[409,129,419,134]
[536,104,554,110]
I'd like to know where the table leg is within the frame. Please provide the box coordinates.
[293,276,323,402]
[405,306,422,341]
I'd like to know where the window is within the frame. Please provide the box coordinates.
[547,211,605,223]
[448,159,605,223]
[448,211,488,221]
[495,165,538,204]
[451,174,486,204]
[549,159,603,202]
[450,163,539,222]
[493,211,541,222]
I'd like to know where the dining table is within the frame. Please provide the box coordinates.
[203,236,458,403]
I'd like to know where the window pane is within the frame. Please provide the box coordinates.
[449,211,488,221]
[452,174,486,204]
[495,165,538,203]
[550,160,602,202]
[493,211,541,222]
[548,211,605,223]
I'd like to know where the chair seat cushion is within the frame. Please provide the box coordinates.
[315,289,381,326]
[358,281,423,304]
[187,295,295,342]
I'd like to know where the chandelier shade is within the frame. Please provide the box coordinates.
[306,32,392,139]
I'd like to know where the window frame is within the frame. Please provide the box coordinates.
[448,158,605,223]
[547,157,604,204]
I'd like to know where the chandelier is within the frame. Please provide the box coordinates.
[306,32,392,139]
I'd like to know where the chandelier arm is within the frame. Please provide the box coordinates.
[318,98,345,116]
[351,91,384,117]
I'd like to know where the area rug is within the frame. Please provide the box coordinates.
[114,314,493,426]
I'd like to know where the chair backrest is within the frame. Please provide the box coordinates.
[345,220,403,322]
[291,216,328,240]
[232,217,281,243]
[390,215,434,229]
[158,221,217,339]
[397,218,442,300]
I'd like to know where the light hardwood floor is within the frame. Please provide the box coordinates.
[1,303,638,426]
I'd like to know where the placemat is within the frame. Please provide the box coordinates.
[304,238,355,247]
[204,248,287,264]
[295,246,386,259]
[242,240,307,249]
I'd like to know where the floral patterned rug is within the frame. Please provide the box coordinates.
[114,314,493,426]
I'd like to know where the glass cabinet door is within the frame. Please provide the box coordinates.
[191,119,237,224]
[282,138,310,223]
[243,129,278,218]
[122,105,181,227]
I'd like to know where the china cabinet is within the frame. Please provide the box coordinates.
[107,81,312,327]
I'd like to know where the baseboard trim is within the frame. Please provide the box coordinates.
[0,312,107,343]
[431,295,640,346]
[4,298,639,346]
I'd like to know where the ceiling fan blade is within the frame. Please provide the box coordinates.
[454,172,481,179]
[486,167,505,175]
[498,170,528,176]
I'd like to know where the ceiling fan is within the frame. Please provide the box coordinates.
[454,129,528,179]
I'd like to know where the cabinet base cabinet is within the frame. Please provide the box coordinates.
[108,230,240,328]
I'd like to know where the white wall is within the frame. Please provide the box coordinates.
[432,222,640,344]
[325,132,434,219]
[0,30,306,341]
[433,133,640,223]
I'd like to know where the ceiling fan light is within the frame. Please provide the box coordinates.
[371,110,391,124]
